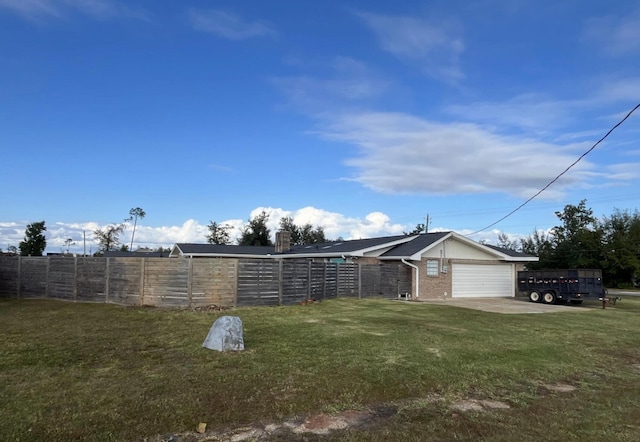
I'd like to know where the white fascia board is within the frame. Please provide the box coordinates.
[448,232,538,261]
[168,244,183,257]
[184,253,272,259]
[278,252,352,259]
[450,232,511,258]
[378,255,411,261]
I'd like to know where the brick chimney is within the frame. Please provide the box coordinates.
[275,231,291,253]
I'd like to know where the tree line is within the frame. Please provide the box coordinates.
[8,207,148,256]
[497,200,640,288]
[206,211,329,246]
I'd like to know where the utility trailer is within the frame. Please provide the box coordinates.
[517,269,607,304]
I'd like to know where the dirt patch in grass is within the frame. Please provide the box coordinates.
[542,383,577,393]
[143,393,519,440]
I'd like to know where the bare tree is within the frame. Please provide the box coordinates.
[94,224,125,254]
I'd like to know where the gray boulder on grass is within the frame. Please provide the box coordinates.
[202,316,245,352]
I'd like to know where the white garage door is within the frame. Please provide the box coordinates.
[451,264,514,298]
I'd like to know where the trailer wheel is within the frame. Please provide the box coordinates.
[542,291,556,304]
[529,291,541,303]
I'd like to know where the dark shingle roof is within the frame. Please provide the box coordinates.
[287,234,411,255]
[172,233,538,261]
[103,251,168,257]
[483,244,537,258]
[174,244,275,256]
[380,231,451,257]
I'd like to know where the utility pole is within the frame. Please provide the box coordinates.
[425,214,430,233]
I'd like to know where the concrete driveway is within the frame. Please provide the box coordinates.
[419,297,595,314]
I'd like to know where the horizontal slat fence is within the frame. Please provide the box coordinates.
[237,260,280,307]
[0,256,412,307]
[191,258,237,307]
[360,263,412,299]
[77,258,107,302]
[282,260,310,305]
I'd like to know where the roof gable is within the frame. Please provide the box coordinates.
[379,232,538,262]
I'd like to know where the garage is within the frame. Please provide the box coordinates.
[451,263,514,298]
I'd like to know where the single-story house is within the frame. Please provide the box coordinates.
[169,231,537,300]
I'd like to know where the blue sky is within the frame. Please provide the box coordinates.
[1,0,639,254]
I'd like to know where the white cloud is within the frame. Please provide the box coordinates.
[271,56,388,115]
[0,0,148,21]
[595,77,640,103]
[0,208,420,255]
[444,93,585,133]
[320,111,620,199]
[356,11,464,82]
[584,7,640,56]
[188,9,276,40]
[3,207,561,255]
[0,0,60,19]
[246,206,406,241]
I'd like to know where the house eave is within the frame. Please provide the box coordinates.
[175,252,273,259]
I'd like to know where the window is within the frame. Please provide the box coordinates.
[426,260,439,276]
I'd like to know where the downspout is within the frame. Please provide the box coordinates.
[401,259,420,299]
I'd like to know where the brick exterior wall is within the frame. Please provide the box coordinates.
[415,257,452,300]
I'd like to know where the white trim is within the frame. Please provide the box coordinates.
[401,259,420,299]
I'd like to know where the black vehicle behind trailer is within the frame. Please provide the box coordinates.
[517,269,607,304]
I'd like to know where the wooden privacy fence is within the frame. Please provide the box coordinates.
[0,256,412,308]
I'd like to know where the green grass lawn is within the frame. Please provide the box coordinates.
[1,297,639,441]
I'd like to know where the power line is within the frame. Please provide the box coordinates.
[467,103,640,235]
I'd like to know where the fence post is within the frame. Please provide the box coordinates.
[16,256,21,299]
[73,256,78,301]
[278,259,283,306]
[323,264,327,300]
[105,258,110,304]
[307,260,312,301]
[187,258,193,308]
[139,258,145,306]
[45,257,50,299]
[234,259,239,307]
